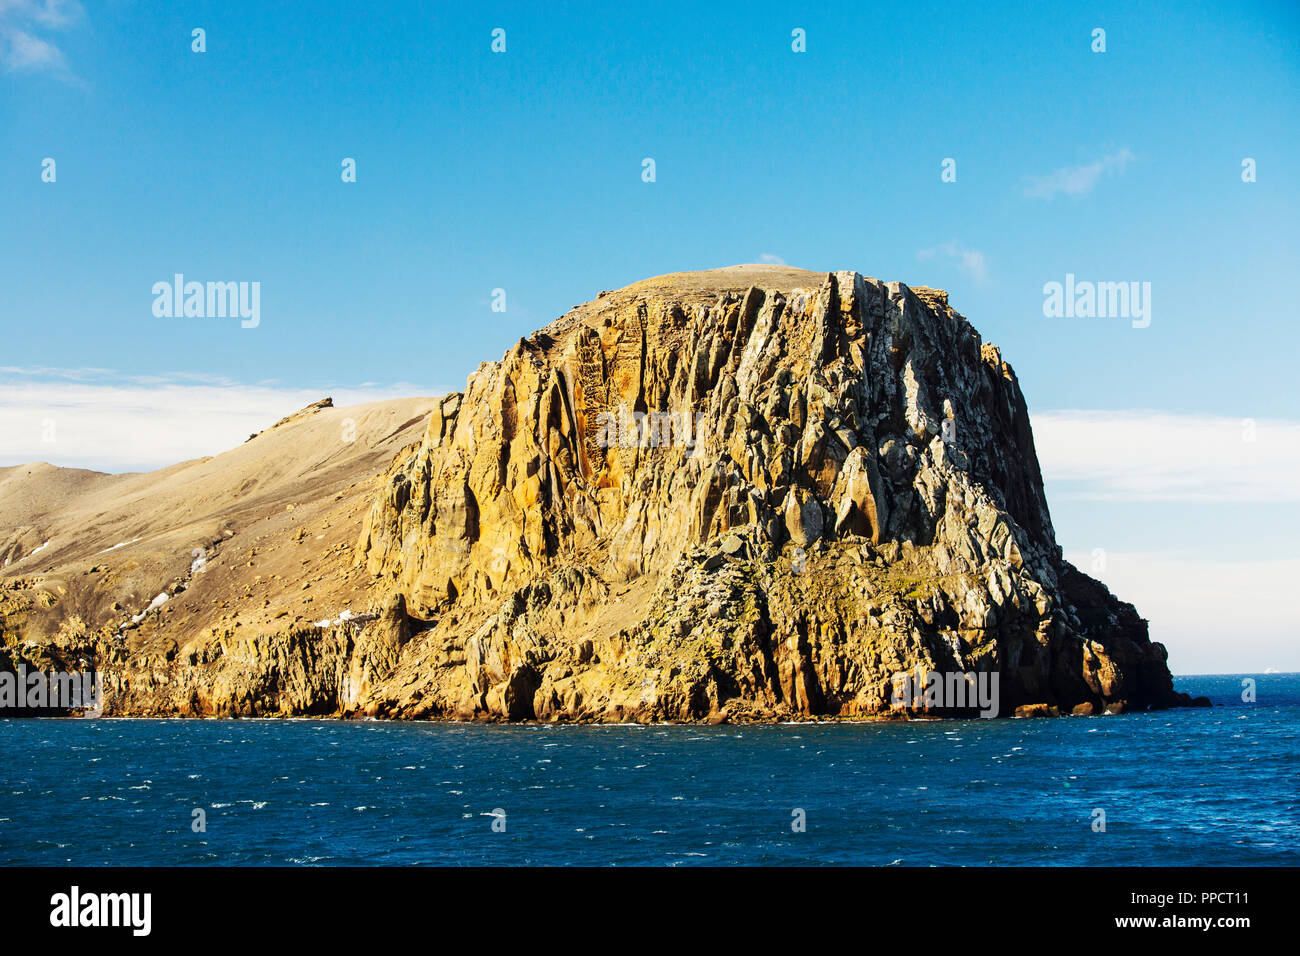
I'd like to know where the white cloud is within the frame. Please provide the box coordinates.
[758,253,787,266]
[1045,410,1300,672]
[0,371,444,473]
[0,0,80,26]
[1064,549,1300,673]
[2,26,63,70]
[1034,410,1300,502]
[0,0,82,78]
[916,240,989,283]
[1024,147,1135,199]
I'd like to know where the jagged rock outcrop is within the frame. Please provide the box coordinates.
[0,266,1198,721]
[349,265,1193,721]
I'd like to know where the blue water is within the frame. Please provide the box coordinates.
[1,674,1295,866]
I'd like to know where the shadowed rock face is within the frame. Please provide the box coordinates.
[351,266,1190,721]
[0,266,1194,721]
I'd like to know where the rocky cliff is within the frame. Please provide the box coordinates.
[1,265,1201,720]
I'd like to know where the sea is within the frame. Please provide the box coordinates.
[1,674,1295,866]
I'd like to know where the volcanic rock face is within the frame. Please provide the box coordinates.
[0,266,1192,720]
[351,265,1188,720]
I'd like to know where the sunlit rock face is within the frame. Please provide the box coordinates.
[353,266,1189,722]
[4,267,1187,721]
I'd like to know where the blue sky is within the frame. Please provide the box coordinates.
[1,0,1298,670]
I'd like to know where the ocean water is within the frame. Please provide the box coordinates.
[0,674,1295,866]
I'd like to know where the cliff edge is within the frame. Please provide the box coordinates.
[2,266,1199,720]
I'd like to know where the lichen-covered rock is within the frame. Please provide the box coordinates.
[0,265,1196,721]
[350,265,1193,720]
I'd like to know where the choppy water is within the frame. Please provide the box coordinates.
[1,674,1295,865]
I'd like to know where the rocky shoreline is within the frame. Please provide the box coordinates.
[2,266,1205,721]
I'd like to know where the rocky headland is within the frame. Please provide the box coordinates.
[0,265,1205,721]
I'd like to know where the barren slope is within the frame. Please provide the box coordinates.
[0,397,437,689]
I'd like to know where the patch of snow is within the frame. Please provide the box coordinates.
[98,537,142,554]
[131,592,170,624]
[310,608,376,630]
